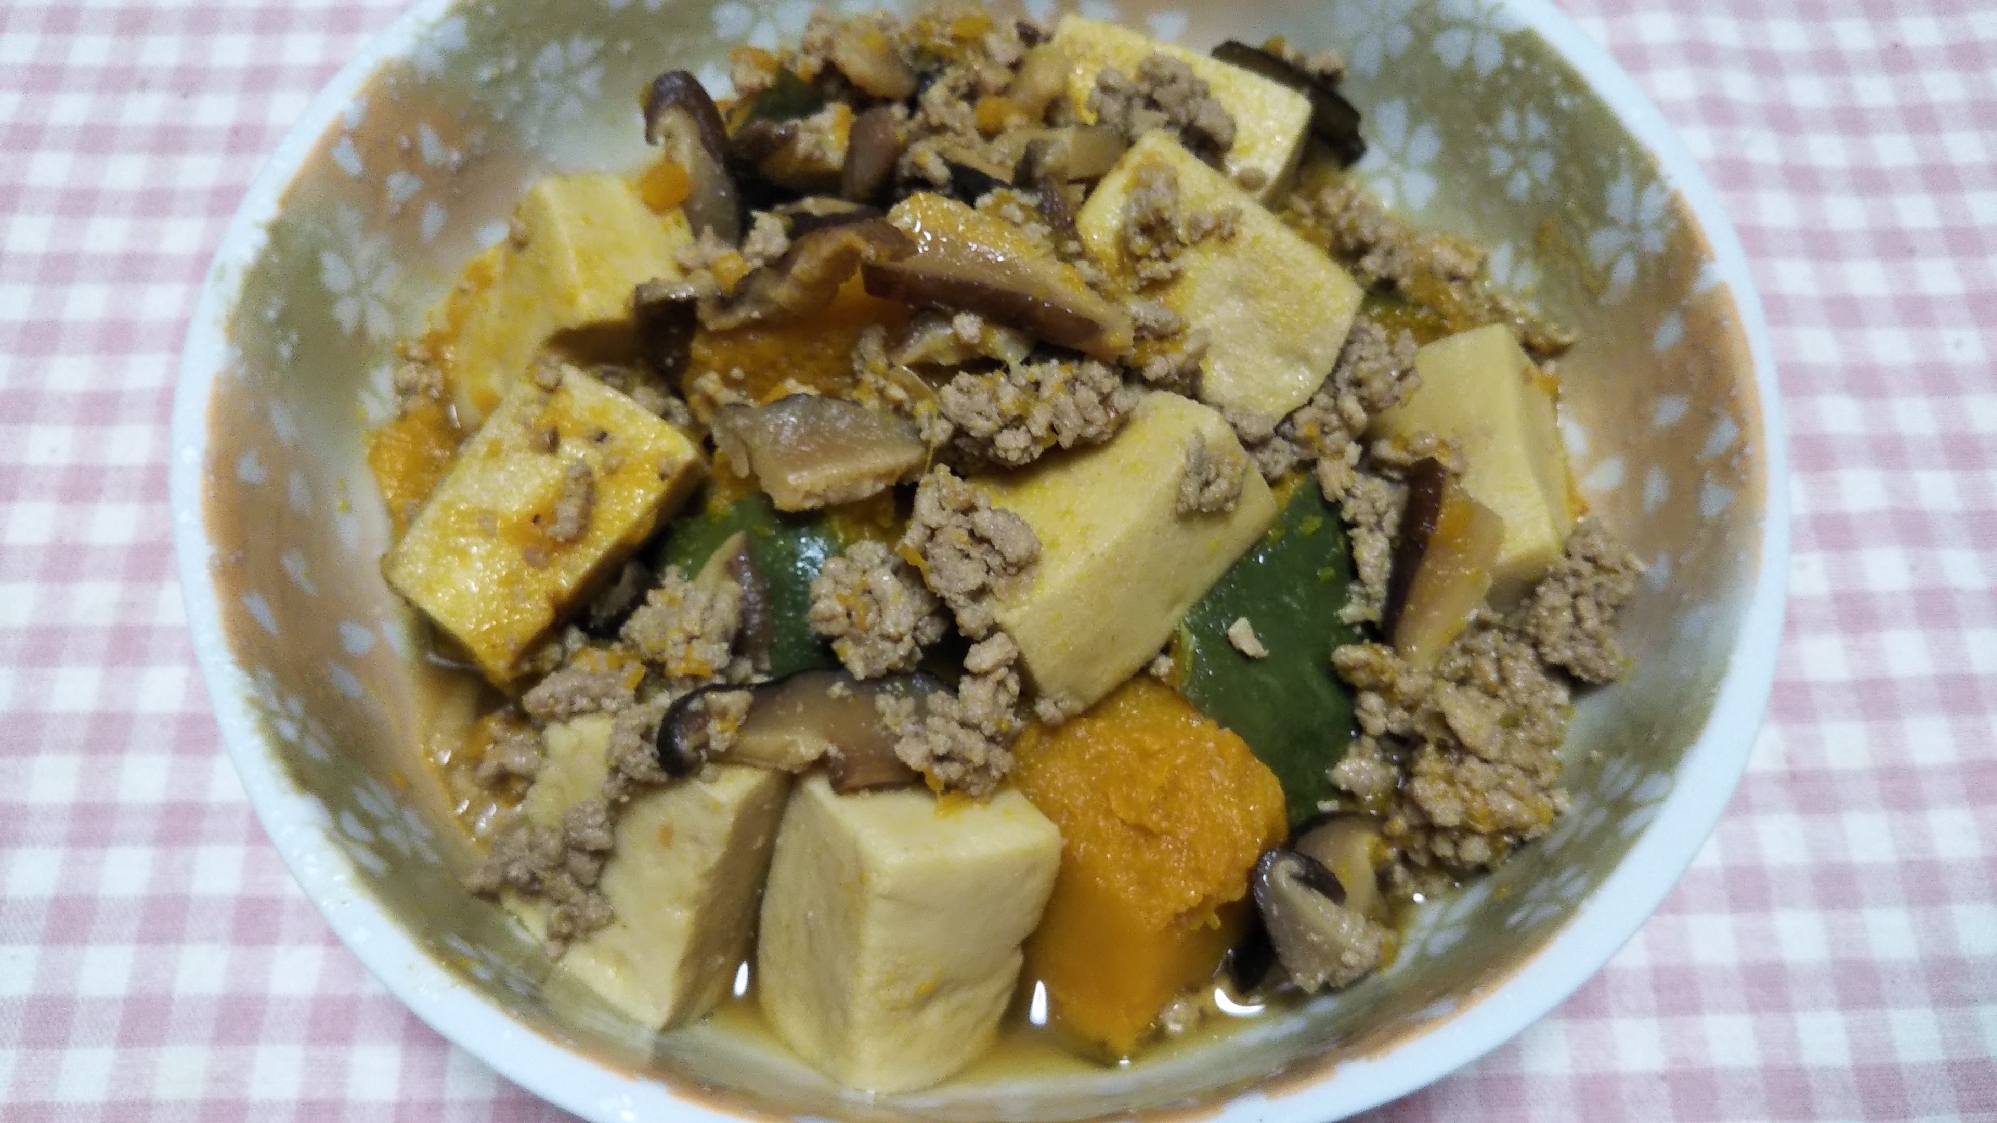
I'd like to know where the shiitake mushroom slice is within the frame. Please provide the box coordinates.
[655,685,755,777]
[631,278,699,380]
[715,669,944,792]
[700,218,916,332]
[840,107,905,203]
[642,70,741,244]
[1381,457,1505,668]
[1251,849,1388,994]
[580,559,657,640]
[1209,41,1367,166]
[709,394,928,513]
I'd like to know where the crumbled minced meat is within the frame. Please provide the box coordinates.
[1328,509,1640,892]
[888,16,1039,194]
[520,655,635,723]
[466,799,617,953]
[674,214,792,305]
[901,466,1040,638]
[1227,617,1269,659]
[1120,161,1241,288]
[809,540,950,679]
[1178,429,1247,514]
[1519,518,1641,683]
[1332,624,1573,887]
[391,344,444,412]
[544,459,595,545]
[620,567,745,687]
[1090,54,1237,165]
[602,697,673,805]
[939,355,1136,469]
[1235,316,1420,491]
[1337,468,1406,626]
[887,631,1025,795]
[1287,181,1575,360]
[474,718,543,787]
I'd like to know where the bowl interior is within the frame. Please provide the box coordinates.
[173,1,1775,1120]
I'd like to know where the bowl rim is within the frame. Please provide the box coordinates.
[169,0,1790,1119]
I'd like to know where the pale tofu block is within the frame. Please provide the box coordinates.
[973,392,1278,711]
[1076,132,1362,424]
[1370,324,1578,604]
[444,174,693,425]
[757,775,1061,1093]
[1051,15,1313,200]
[510,715,792,1031]
[383,369,705,684]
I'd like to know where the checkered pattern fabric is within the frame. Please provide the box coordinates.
[2,0,1992,1119]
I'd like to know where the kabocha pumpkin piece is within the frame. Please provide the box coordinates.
[656,491,847,681]
[383,368,706,685]
[1369,324,1576,604]
[1077,133,1364,424]
[682,275,906,415]
[438,174,696,426]
[1174,479,1361,826]
[1013,679,1288,1057]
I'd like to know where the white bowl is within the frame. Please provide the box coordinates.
[171,0,1787,1119]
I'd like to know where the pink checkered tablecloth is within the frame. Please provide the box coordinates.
[2,0,1993,1118]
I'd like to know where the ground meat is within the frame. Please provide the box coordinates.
[888,631,1024,795]
[1232,316,1420,490]
[887,17,1036,195]
[520,656,635,723]
[1519,518,1642,683]
[602,697,672,805]
[543,459,595,545]
[1089,54,1237,165]
[474,719,544,787]
[1332,622,1574,883]
[1337,468,1407,626]
[740,211,792,268]
[391,344,444,412]
[465,799,618,953]
[1119,161,1240,287]
[619,567,743,687]
[1287,181,1576,360]
[1227,616,1269,658]
[1178,429,1246,514]
[901,466,1040,638]
[809,540,950,679]
[938,355,1136,468]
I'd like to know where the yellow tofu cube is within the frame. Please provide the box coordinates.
[1051,15,1313,200]
[383,368,705,684]
[757,775,1061,1093]
[442,173,693,425]
[1078,132,1363,425]
[511,715,792,1031]
[973,392,1279,711]
[1370,324,1579,603]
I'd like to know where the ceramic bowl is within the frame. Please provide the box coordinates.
[169,0,1787,1119]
